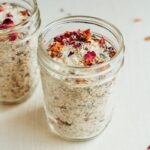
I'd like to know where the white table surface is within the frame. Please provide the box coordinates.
[0,0,150,150]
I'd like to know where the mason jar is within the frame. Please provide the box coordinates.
[0,0,41,104]
[38,16,125,141]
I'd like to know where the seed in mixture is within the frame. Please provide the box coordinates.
[47,29,117,67]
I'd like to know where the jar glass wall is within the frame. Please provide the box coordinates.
[0,0,41,104]
[38,16,125,141]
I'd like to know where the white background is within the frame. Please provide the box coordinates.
[0,0,150,150]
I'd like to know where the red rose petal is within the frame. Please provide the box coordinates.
[20,10,30,16]
[0,18,14,28]
[73,43,81,48]
[0,5,4,12]
[84,51,96,66]
[6,13,13,18]
[83,29,91,40]
[99,37,105,47]
[8,33,18,41]
[147,145,150,150]
[54,36,63,43]
[68,37,75,45]
[109,50,116,58]
[64,31,73,38]
[83,29,90,35]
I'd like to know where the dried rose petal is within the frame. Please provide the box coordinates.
[77,36,86,42]
[0,5,4,12]
[75,30,86,42]
[50,51,62,58]
[83,29,91,40]
[54,36,63,43]
[0,18,14,28]
[48,42,64,52]
[109,50,116,58]
[99,37,105,47]
[20,10,30,16]
[8,33,19,41]
[68,37,75,45]
[64,31,73,38]
[6,13,13,18]
[84,51,96,66]
[147,145,150,150]
[73,43,81,48]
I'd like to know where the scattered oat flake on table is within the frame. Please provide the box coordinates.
[144,36,150,41]
[133,18,142,23]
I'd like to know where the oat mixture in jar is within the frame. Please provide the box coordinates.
[0,0,41,104]
[38,16,125,141]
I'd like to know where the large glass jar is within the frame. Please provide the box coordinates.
[38,16,125,141]
[0,0,41,104]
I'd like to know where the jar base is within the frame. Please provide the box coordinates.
[47,118,112,142]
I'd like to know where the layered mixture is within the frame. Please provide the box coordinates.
[0,3,39,102]
[41,29,117,139]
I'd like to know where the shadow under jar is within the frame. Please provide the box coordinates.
[0,0,41,104]
[38,16,125,141]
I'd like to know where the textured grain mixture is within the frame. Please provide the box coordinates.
[0,3,39,102]
[42,29,117,139]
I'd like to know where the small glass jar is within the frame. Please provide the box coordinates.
[38,16,125,141]
[0,0,41,104]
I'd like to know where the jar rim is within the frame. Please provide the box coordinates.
[0,0,38,35]
[38,16,125,70]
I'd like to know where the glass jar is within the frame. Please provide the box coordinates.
[0,0,41,104]
[38,16,125,141]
